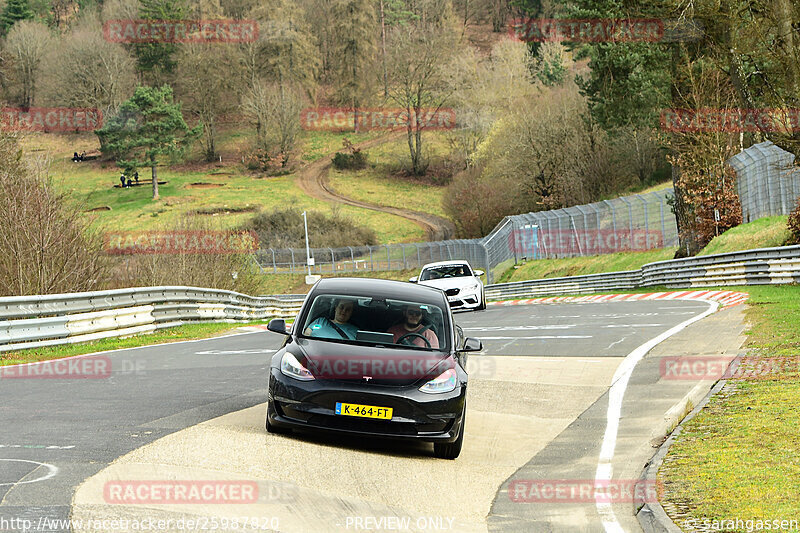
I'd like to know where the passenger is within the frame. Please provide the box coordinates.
[387,304,439,349]
[304,298,358,340]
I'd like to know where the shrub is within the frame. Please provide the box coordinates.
[244,207,377,250]
[787,197,800,245]
[0,132,110,296]
[332,150,367,170]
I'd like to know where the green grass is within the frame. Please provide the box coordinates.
[698,216,790,256]
[28,127,424,244]
[0,320,272,365]
[499,248,678,283]
[660,285,800,521]
[328,132,452,219]
[257,268,419,295]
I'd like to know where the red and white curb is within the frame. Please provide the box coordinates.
[489,290,749,308]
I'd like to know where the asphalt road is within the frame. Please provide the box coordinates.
[0,300,743,532]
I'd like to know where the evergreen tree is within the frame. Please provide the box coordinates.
[1,0,34,35]
[95,86,201,200]
[134,0,190,83]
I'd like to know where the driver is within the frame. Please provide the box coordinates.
[387,304,439,349]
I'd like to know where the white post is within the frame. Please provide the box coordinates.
[302,211,312,276]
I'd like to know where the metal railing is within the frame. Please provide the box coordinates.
[0,287,305,353]
[485,244,800,300]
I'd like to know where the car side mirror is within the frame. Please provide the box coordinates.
[459,337,482,352]
[409,276,418,283]
[267,318,290,335]
[474,269,484,277]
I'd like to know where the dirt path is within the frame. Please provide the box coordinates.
[296,133,456,241]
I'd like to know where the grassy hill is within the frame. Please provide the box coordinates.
[29,125,454,245]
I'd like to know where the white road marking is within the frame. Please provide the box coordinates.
[605,337,627,350]
[595,301,717,532]
[0,459,59,486]
[463,325,575,331]
[479,335,592,340]
[194,349,277,355]
[0,445,74,449]
[602,324,664,328]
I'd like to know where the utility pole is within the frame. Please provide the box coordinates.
[302,211,312,276]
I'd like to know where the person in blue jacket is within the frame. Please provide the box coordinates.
[304,298,358,340]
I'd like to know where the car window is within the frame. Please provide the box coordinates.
[420,265,472,280]
[299,293,449,351]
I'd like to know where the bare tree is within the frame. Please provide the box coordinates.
[37,15,137,117]
[241,79,304,167]
[4,20,52,107]
[176,42,242,161]
[386,20,457,175]
[0,132,109,296]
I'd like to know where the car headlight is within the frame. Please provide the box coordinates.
[280,352,315,381]
[466,283,480,292]
[419,368,457,394]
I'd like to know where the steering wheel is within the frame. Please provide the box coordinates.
[397,332,431,348]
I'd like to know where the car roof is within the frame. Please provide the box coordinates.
[309,277,448,306]
[420,260,472,269]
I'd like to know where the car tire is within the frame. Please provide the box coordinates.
[433,405,465,460]
[477,291,486,311]
[266,402,291,435]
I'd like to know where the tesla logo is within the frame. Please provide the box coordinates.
[363,376,372,382]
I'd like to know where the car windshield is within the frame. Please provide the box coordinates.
[299,293,448,351]
[419,265,471,281]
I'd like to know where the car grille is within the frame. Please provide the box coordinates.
[445,288,460,296]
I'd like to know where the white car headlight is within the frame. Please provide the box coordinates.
[466,283,480,292]
[280,352,315,381]
[419,368,457,394]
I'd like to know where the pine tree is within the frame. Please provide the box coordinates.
[1,0,34,35]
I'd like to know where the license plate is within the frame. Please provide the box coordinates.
[448,295,460,302]
[335,402,393,420]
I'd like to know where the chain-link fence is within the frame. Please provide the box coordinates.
[253,189,677,284]
[728,141,800,223]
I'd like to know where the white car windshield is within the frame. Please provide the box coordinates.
[419,265,472,281]
[300,293,448,351]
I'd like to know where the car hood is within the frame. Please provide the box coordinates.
[418,277,480,291]
[289,339,453,386]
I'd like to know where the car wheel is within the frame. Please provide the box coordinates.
[433,405,465,460]
[477,291,486,311]
[266,402,291,435]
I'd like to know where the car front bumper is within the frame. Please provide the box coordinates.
[267,369,466,442]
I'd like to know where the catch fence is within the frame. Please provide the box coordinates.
[253,189,677,284]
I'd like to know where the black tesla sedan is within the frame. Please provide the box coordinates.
[265,277,482,459]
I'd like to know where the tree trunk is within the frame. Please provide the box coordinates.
[151,156,159,200]
[380,0,388,98]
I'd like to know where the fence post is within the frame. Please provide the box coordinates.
[270,248,276,273]
[289,249,295,274]
[369,246,374,271]
[348,246,354,271]
[417,244,421,269]
[401,244,407,269]
[329,248,335,273]
[386,245,391,270]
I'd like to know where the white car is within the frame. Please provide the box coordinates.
[410,260,486,311]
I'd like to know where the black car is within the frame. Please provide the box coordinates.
[265,278,482,459]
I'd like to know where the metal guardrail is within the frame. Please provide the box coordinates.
[2,245,799,353]
[0,286,305,353]
[484,245,800,300]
